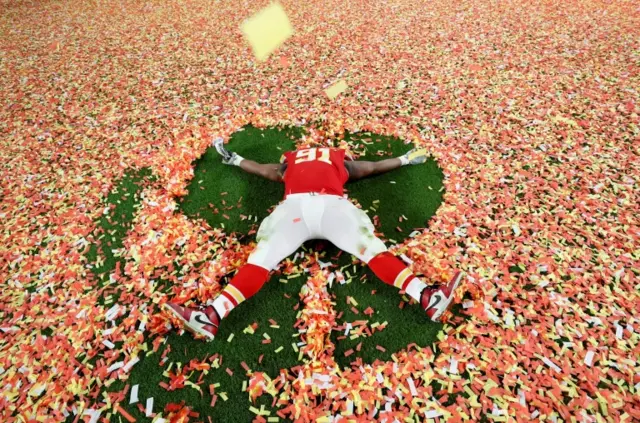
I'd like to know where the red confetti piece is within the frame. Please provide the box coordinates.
[116,405,136,423]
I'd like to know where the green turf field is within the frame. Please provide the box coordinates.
[96,125,445,422]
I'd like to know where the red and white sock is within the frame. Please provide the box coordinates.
[210,263,269,318]
[367,251,427,302]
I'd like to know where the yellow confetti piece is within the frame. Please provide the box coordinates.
[275,346,284,353]
[227,333,234,342]
[240,2,294,62]
[325,79,348,99]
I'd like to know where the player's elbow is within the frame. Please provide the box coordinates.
[347,161,376,181]
[260,167,280,182]
[357,162,376,179]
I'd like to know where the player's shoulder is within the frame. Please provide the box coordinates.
[281,149,297,162]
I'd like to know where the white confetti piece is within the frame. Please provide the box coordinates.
[615,324,624,339]
[327,272,335,288]
[542,357,561,373]
[424,409,442,418]
[130,384,139,404]
[123,356,140,372]
[518,389,526,406]
[407,377,418,396]
[399,254,413,265]
[449,357,459,374]
[145,397,154,417]
[344,323,352,336]
[462,300,475,309]
[83,409,102,423]
[107,361,123,373]
[346,399,353,414]
[584,351,595,367]
[105,304,121,321]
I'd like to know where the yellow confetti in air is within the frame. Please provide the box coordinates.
[240,2,294,62]
[325,79,348,99]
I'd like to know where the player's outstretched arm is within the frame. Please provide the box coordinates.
[213,138,284,182]
[239,160,284,182]
[345,147,428,181]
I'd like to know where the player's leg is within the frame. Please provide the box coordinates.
[210,197,311,317]
[319,196,427,297]
[164,197,311,340]
[320,196,463,321]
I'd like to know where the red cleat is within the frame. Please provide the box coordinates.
[163,302,220,342]
[421,271,465,322]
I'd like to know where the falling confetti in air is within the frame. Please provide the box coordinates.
[325,79,348,99]
[240,2,294,62]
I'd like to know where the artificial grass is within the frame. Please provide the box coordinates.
[87,168,152,285]
[100,125,445,421]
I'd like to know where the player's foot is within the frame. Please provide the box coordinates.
[421,271,465,321]
[163,302,220,342]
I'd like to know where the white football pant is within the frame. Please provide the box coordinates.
[247,193,388,270]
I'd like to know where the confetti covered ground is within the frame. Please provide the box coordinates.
[1,0,639,422]
[109,126,447,422]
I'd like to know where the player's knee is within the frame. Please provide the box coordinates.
[230,263,270,299]
[360,240,388,264]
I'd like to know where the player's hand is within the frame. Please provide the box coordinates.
[400,147,428,166]
[213,137,243,166]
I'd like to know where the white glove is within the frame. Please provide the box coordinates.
[399,147,428,166]
[213,137,244,166]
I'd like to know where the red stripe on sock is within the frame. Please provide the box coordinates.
[401,276,415,291]
[221,290,238,306]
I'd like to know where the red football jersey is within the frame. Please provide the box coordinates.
[282,147,349,197]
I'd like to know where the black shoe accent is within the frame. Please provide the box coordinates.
[204,306,220,328]
[425,292,442,312]
[194,313,214,327]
